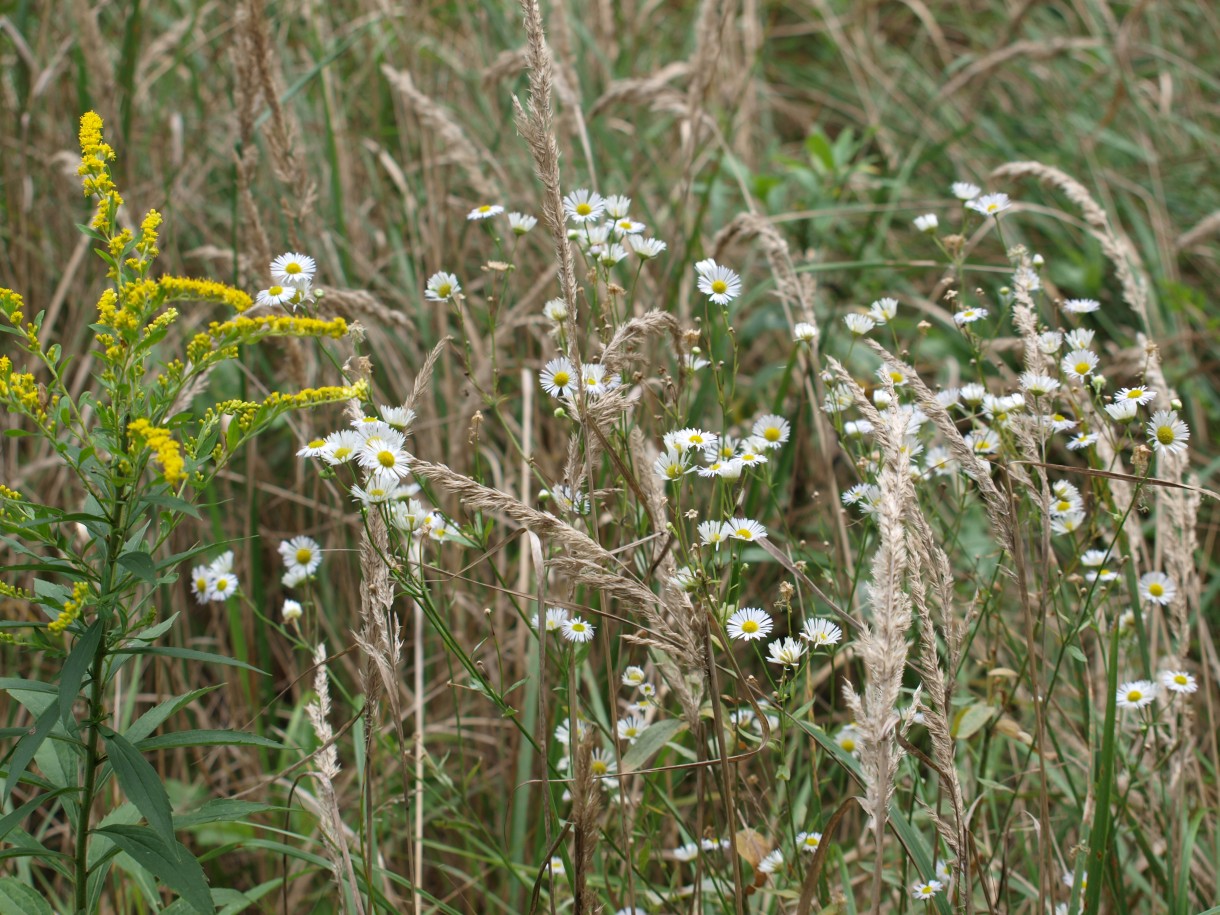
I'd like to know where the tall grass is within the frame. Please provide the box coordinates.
[1,0,1217,912]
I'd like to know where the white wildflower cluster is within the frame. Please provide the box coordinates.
[559,190,667,269]
[189,551,238,604]
[257,252,318,310]
[653,414,790,487]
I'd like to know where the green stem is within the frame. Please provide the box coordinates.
[74,635,108,914]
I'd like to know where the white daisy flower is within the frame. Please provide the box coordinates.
[953,306,988,325]
[508,212,537,234]
[823,385,855,413]
[589,748,616,777]
[951,181,981,200]
[270,252,316,288]
[959,383,987,406]
[1105,400,1139,423]
[1115,386,1155,405]
[1160,670,1197,694]
[621,665,646,687]
[279,535,322,578]
[698,519,733,549]
[1046,412,1078,433]
[1038,331,1064,354]
[581,362,619,397]
[1051,509,1087,534]
[735,443,769,467]
[561,616,595,643]
[424,271,460,302]
[766,637,806,667]
[963,429,999,455]
[752,414,790,448]
[1012,264,1041,292]
[757,849,784,875]
[1061,349,1099,381]
[869,297,899,324]
[539,357,577,398]
[256,284,296,308]
[1062,298,1100,314]
[603,195,632,219]
[297,436,330,458]
[208,570,238,602]
[467,203,504,220]
[563,189,605,223]
[1116,679,1156,710]
[351,415,392,438]
[611,217,646,237]
[801,617,843,648]
[357,430,412,479]
[1147,410,1189,454]
[1064,328,1095,350]
[378,405,416,430]
[535,607,568,633]
[793,322,818,343]
[725,607,773,641]
[877,364,907,387]
[617,715,646,743]
[672,428,718,452]
[835,724,859,755]
[597,243,629,266]
[282,599,303,624]
[317,429,361,465]
[626,235,667,259]
[966,192,1011,216]
[1138,571,1176,605]
[548,484,590,515]
[1066,432,1097,451]
[389,498,429,533]
[728,518,767,542]
[697,263,742,306]
[843,419,874,438]
[543,298,568,322]
[672,841,700,862]
[1020,372,1060,397]
[911,880,944,900]
[913,213,938,233]
[844,313,876,335]
[796,831,822,853]
[190,565,214,604]
[351,481,395,505]
[670,566,699,592]
[655,448,691,483]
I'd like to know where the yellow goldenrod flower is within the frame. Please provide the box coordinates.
[49,581,90,635]
[127,418,186,486]
[157,276,254,313]
[186,314,348,365]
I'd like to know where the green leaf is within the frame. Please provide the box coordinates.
[123,686,222,745]
[117,551,157,584]
[100,728,176,847]
[58,620,102,731]
[136,730,282,753]
[620,719,687,773]
[4,700,59,804]
[0,877,55,914]
[96,825,213,914]
[0,790,71,843]
[174,799,271,829]
[951,703,995,740]
[138,493,201,520]
[112,646,266,675]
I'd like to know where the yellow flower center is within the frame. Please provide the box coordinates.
[586,375,598,386]
[308,439,325,449]
[295,548,313,565]
[666,464,682,479]
[1075,362,1091,375]
[841,738,855,752]
[889,371,904,383]
[591,760,608,775]
[1149,583,1164,596]
[689,434,704,444]
[741,454,756,462]
[196,577,207,591]
[216,578,229,592]
[741,620,759,633]
[269,285,285,296]
[1053,414,1067,422]
[478,205,492,213]
[1126,690,1142,702]
[551,371,570,387]
[805,837,819,848]
[735,528,753,539]
[711,280,728,295]
[377,450,396,468]
[1174,674,1187,685]
[333,446,352,459]
[437,283,452,297]
[764,427,780,441]
[1156,426,1175,445]
[576,203,592,216]
[285,262,302,275]
[1126,390,1142,399]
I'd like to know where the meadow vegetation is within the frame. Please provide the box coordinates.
[1,1,1218,912]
